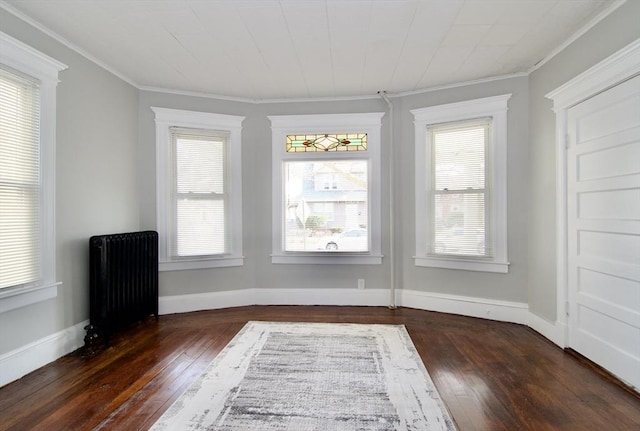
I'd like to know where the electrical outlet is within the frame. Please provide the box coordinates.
[358,279,365,289]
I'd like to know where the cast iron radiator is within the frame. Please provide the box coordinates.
[86,230,159,347]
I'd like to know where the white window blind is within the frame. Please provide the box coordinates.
[0,67,41,290]
[413,94,509,273]
[429,119,489,257]
[170,127,228,258]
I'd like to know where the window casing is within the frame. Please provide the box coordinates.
[0,32,65,313]
[412,95,510,273]
[152,108,244,271]
[269,113,384,265]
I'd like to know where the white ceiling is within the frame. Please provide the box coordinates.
[2,0,618,101]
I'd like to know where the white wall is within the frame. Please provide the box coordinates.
[0,10,140,356]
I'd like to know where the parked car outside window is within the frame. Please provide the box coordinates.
[319,229,368,251]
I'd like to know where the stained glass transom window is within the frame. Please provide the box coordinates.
[286,133,367,152]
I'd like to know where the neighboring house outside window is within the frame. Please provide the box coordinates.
[269,113,384,265]
[0,32,66,313]
[412,94,511,273]
[152,107,244,271]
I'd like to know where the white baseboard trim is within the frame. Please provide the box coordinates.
[159,288,390,315]
[253,288,390,307]
[161,288,565,347]
[2,288,567,388]
[398,289,530,324]
[159,289,255,314]
[0,319,87,388]
[528,312,567,348]
[161,289,566,346]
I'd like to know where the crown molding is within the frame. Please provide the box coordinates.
[0,0,139,88]
[0,0,629,104]
[546,38,640,110]
[527,0,628,74]
[140,85,383,105]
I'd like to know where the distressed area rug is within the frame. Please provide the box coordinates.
[150,321,457,430]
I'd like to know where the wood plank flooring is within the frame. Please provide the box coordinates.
[0,306,639,430]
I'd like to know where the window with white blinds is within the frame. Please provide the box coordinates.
[171,128,228,258]
[0,32,64,312]
[429,119,489,257]
[412,94,510,273]
[152,107,244,271]
[0,67,41,289]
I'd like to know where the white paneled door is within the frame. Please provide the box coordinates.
[566,74,640,390]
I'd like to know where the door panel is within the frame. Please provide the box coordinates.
[567,74,640,390]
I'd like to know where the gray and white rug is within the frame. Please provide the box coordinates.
[150,321,457,430]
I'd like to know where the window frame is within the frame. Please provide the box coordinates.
[152,107,244,271]
[412,94,511,273]
[0,32,66,313]
[0,32,67,313]
[269,113,384,265]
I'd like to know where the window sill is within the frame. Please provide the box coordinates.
[414,256,509,273]
[0,282,61,314]
[160,256,244,271]
[272,253,383,265]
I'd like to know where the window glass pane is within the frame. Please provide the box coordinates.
[286,133,367,152]
[0,187,40,288]
[176,199,225,256]
[433,124,486,191]
[175,136,224,194]
[433,193,486,256]
[284,160,368,252]
[172,129,227,258]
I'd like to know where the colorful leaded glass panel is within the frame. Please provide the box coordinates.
[286,133,367,152]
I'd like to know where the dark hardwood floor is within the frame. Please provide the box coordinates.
[0,306,639,430]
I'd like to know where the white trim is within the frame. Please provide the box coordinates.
[152,107,245,271]
[1,0,625,104]
[0,31,65,311]
[1,289,567,387]
[160,288,564,348]
[269,113,385,129]
[0,319,87,387]
[546,37,640,344]
[159,288,390,315]
[268,112,385,265]
[411,94,511,273]
[142,75,525,104]
[0,282,61,314]
[393,73,528,99]
[255,288,389,306]
[271,254,383,265]
[398,289,528,324]
[554,107,570,336]
[160,257,245,272]
[413,256,509,273]
[140,85,382,105]
[546,38,640,110]
[0,31,67,78]
[152,107,245,130]
[0,1,138,88]
[528,312,567,348]
[159,290,256,314]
